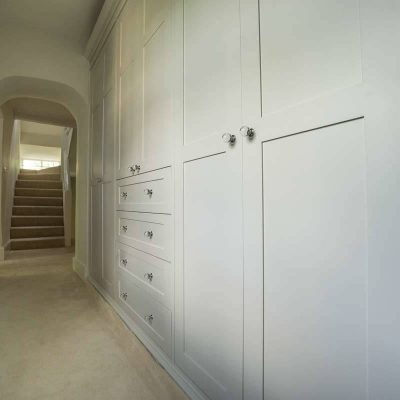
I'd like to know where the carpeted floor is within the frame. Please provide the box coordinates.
[0,248,188,400]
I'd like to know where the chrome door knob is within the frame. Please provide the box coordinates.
[240,125,255,138]
[144,230,153,239]
[222,133,236,144]
[144,188,153,196]
[144,272,154,282]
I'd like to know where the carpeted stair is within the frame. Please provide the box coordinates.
[10,167,65,250]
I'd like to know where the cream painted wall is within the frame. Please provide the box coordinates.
[0,24,89,103]
[20,144,61,163]
[0,22,91,274]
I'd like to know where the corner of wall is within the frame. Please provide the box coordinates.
[72,256,87,281]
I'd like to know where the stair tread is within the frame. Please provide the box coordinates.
[11,225,65,229]
[11,236,65,242]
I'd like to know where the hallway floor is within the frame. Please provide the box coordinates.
[0,249,188,400]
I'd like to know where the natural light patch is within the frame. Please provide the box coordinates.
[21,159,60,170]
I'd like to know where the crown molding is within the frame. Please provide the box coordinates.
[85,0,127,65]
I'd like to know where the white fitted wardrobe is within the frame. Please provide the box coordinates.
[89,1,400,399]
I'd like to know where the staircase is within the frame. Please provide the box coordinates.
[10,167,65,250]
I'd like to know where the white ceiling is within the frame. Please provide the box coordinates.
[0,0,105,50]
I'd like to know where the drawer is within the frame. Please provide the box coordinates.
[117,168,172,214]
[117,243,172,308]
[117,211,172,262]
[118,268,172,356]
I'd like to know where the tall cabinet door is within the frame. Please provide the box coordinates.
[175,1,244,399]
[240,1,366,398]
[90,102,104,282]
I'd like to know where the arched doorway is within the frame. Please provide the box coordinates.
[0,76,90,278]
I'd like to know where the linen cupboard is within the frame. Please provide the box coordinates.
[89,0,400,399]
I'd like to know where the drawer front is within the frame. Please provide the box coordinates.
[117,212,171,261]
[119,268,172,356]
[117,168,171,214]
[117,243,172,307]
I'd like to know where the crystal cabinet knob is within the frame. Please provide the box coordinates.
[144,272,154,282]
[129,165,135,173]
[121,292,128,300]
[144,230,153,239]
[144,314,154,324]
[121,258,128,266]
[134,164,141,173]
[122,225,128,233]
[144,188,153,196]
[240,125,255,139]
[222,133,236,144]
[121,191,128,199]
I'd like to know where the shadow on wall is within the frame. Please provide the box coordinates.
[0,76,89,273]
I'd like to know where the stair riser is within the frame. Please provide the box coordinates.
[18,174,60,181]
[15,188,62,197]
[16,181,62,189]
[10,238,65,250]
[14,197,63,206]
[12,217,64,227]
[13,206,63,216]
[11,227,64,239]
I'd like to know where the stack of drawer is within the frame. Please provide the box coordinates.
[116,167,173,357]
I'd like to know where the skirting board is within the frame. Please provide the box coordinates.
[88,277,209,400]
[73,257,87,281]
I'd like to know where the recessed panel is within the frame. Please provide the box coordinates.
[119,59,142,176]
[144,0,168,40]
[260,0,362,113]
[263,119,367,399]
[183,0,242,145]
[103,89,115,182]
[180,153,243,400]
[91,103,103,180]
[143,23,173,163]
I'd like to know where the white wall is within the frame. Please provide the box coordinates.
[20,121,65,148]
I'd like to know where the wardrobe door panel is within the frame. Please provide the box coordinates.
[104,30,117,95]
[178,152,243,400]
[92,103,104,181]
[142,20,173,167]
[119,0,143,73]
[183,0,242,146]
[260,0,362,114]
[118,59,143,178]
[91,55,104,109]
[102,181,115,295]
[91,183,103,282]
[103,88,115,182]
[263,119,367,400]
[144,0,169,41]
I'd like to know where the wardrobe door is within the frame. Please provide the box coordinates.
[91,103,104,282]
[103,88,115,183]
[102,181,114,295]
[240,1,365,398]
[175,1,244,399]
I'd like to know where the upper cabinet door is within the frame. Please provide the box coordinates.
[103,88,115,182]
[141,0,174,172]
[117,0,143,179]
[91,54,104,110]
[174,1,244,400]
[91,102,104,181]
[104,29,117,96]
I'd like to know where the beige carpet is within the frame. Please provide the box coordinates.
[0,248,188,400]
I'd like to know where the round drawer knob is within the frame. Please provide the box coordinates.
[144,314,154,324]
[122,225,128,233]
[121,258,128,266]
[144,272,154,282]
[121,191,128,199]
[144,230,153,239]
[144,188,153,196]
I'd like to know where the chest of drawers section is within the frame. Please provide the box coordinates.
[116,167,173,358]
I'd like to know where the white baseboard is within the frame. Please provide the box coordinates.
[72,257,87,281]
[87,276,209,400]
